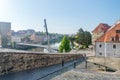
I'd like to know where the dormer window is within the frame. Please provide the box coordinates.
[101,28,103,30]
[116,30,120,33]
[111,37,115,41]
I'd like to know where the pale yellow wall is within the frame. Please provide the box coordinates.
[92,32,104,45]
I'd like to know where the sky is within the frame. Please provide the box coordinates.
[0,0,120,34]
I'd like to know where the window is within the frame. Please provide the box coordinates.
[113,44,116,49]
[116,30,120,33]
[116,35,119,41]
[101,28,103,30]
[111,37,114,41]
[99,53,102,55]
[99,44,102,48]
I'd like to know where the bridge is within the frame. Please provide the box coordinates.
[16,42,59,51]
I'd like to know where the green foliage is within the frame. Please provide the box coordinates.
[21,35,31,42]
[76,28,85,44]
[84,31,92,45]
[59,36,71,53]
[76,28,92,48]
[1,36,8,48]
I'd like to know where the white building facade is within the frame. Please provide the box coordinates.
[0,22,11,47]
[11,36,21,42]
[95,42,120,57]
[95,21,120,58]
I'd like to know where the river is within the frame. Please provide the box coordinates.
[27,42,61,53]
[44,42,61,53]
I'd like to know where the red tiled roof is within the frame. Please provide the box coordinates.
[96,23,120,42]
[92,23,110,33]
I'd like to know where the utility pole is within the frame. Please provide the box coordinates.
[44,19,51,52]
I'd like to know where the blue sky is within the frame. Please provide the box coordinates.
[0,0,120,34]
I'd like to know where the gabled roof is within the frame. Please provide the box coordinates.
[96,23,120,42]
[92,23,110,33]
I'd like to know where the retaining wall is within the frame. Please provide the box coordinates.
[0,52,83,75]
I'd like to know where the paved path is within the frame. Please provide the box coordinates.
[51,58,120,80]
[51,69,120,80]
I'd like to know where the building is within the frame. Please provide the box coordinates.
[11,36,21,42]
[30,34,43,43]
[95,20,120,57]
[0,34,1,47]
[92,23,110,45]
[0,22,11,47]
[26,29,35,35]
[17,29,35,36]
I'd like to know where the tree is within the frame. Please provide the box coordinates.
[76,28,91,48]
[59,36,71,53]
[1,36,8,48]
[84,31,92,45]
[21,35,31,42]
[76,28,85,45]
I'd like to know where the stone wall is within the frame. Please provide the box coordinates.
[0,52,83,75]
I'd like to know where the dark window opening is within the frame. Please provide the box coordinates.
[99,53,102,55]
[113,45,116,49]
[101,28,103,30]
[116,30,120,33]
[111,37,114,41]
[99,44,102,48]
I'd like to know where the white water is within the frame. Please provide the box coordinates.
[44,42,61,53]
